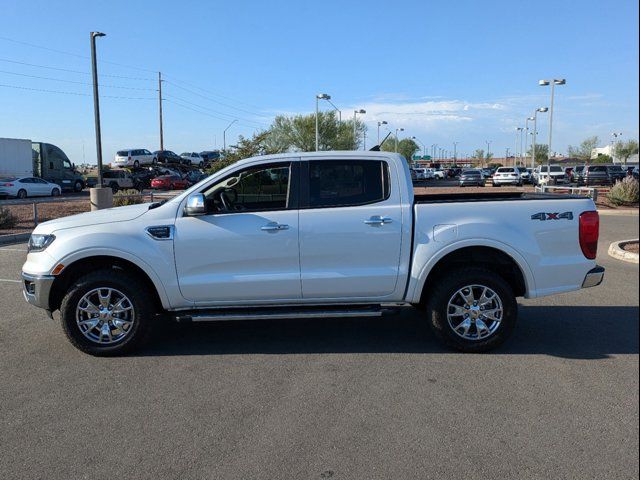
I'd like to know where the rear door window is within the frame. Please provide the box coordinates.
[305,160,389,208]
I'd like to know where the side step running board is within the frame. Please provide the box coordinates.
[174,305,384,323]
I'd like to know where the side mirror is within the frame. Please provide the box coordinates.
[184,193,206,216]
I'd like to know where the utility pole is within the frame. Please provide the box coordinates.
[158,71,164,151]
[90,32,105,187]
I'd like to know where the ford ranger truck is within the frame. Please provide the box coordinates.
[21,151,604,356]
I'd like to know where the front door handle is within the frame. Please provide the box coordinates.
[261,222,289,231]
[364,216,393,226]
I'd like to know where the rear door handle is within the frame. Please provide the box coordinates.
[364,216,393,226]
[261,222,289,231]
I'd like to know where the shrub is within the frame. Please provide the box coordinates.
[0,207,18,229]
[113,189,145,207]
[607,176,639,206]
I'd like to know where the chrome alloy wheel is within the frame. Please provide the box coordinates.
[76,288,135,344]
[446,284,503,341]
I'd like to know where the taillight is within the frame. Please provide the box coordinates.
[579,211,599,259]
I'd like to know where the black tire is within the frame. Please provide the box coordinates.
[51,188,61,197]
[424,267,517,353]
[109,182,119,193]
[74,180,83,192]
[134,160,140,168]
[60,269,156,356]
[17,189,27,199]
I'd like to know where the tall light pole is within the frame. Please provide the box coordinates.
[431,144,437,159]
[353,109,366,149]
[486,140,492,160]
[516,127,524,166]
[223,119,237,152]
[453,141,458,161]
[525,117,534,167]
[412,136,426,157]
[539,78,566,169]
[377,121,388,144]
[611,132,622,161]
[531,107,548,170]
[90,31,106,189]
[394,128,404,152]
[158,72,164,151]
[315,93,331,151]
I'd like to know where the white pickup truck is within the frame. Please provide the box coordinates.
[21,151,604,356]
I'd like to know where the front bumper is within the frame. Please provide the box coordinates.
[21,272,55,310]
[582,266,605,288]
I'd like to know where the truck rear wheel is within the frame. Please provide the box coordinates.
[425,267,517,352]
[60,269,155,356]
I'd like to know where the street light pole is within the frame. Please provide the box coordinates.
[611,132,622,162]
[453,141,458,162]
[539,79,566,170]
[158,71,164,151]
[394,128,404,152]
[531,107,548,171]
[377,121,387,144]
[315,93,331,151]
[90,31,106,188]
[353,109,366,149]
[486,140,491,160]
[412,137,426,157]
[516,127,524,167]
[525,117,533,168]
[223,119,237,152]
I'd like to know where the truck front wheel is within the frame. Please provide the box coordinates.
[425,267,517,352]
[60,269,155,356]
[74,180,84,192]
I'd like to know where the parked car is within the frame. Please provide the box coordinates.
[150,174,190,190]
[492,167,522,187]
[113,149,156,168]
[0,176,61,199]
[433,169,446,179]
[606,165,626,183]
[519,168,533,184]
[102,170,143,193]
[533,165,567,185]
[480,168,493,179]
[21,151,604,356]
[153,150,184,165]
[180,152,203,166]
[84,176,98,189]
[200,151,221,165]
[184,170,208,185]
[575,165,610,186]
[412,168,433,180]
[459,169,485,187]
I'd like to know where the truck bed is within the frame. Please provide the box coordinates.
[414,191,584,204]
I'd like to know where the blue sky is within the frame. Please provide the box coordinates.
[1,0,638,163]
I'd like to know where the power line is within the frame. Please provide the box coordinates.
[163,93,268,127]
[0,57,154,81]
[164,79,268,117]
[0,69,158,91]
[162,74,264,110]
[0,34,158,74]
[163,98,265,130]
[0,82,155,100]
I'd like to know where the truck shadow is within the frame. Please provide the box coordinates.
[141,305,639,359]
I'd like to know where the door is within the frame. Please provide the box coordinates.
[174,161,301,304]
[31,177,51,195]
[298,159,403,299]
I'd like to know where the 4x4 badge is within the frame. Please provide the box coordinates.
[531,212,574,221]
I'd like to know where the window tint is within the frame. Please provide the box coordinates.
[497,168,515,172]
[204,163,291,213]
[308,160,388,208]
[19,178,33,183]
[589,166,607,172]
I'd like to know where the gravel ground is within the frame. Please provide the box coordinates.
[623,241,639,253]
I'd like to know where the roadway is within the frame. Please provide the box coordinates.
[0,215,637,479]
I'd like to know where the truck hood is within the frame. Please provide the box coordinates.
[34,203,151,234]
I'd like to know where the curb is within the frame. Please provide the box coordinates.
[598,208,639,216]
[608,239,639,264]
[0,233,31,247]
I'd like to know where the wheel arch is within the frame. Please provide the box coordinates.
[48,254,169,312]
[411,242,534,305]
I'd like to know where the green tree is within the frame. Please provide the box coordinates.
[613,140,639,164]
[207,130,279,174]
[380,137,419,162]
[472,149,485,160]
[567,136,599,160]
[526,144,549,164]
[265,111,366,152]
[592,154,613,164]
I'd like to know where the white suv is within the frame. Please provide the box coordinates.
[113,149,156,168]
[492,167,523,187]
[180,152,204,166]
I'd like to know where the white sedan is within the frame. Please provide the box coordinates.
[0,176,62,199]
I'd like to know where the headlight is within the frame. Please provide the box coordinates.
[27,234,56,253]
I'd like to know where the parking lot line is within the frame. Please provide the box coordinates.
[0,278,21,283]
[0,248,28,252]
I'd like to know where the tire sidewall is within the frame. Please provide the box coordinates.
[426,268,517,352]
[60,270,153,356]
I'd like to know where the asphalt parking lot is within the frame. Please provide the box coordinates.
[0,215,638,480]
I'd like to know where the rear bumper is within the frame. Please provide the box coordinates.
[21,272,55,310]
[492,178,520,185]
[582,265,605,289]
